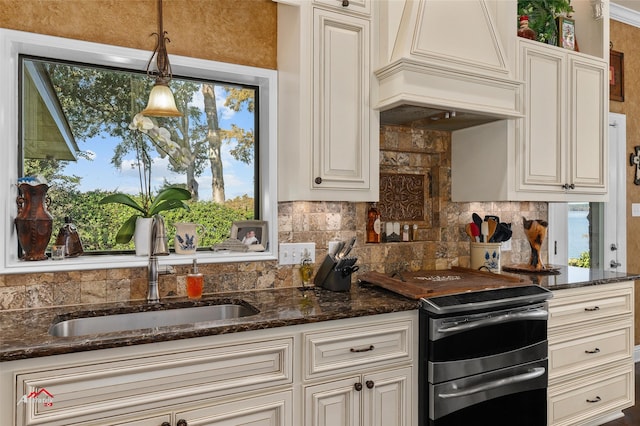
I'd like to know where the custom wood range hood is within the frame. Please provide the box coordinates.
[375,0,524,131]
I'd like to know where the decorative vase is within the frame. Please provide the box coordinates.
[523,217,548,270]
[15,183,53,261]
[174,222,205,255]
[134,217,153,256]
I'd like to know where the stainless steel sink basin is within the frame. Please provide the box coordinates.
[49,302,259,337]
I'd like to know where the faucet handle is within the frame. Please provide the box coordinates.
[151,214,170,256]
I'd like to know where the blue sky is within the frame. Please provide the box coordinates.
[60,86,255,201]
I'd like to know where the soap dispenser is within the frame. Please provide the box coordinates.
[54,216,84,257]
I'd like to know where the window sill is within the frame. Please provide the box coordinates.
[3,250,278,274]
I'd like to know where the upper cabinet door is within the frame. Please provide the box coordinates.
[312,9,371,192]
[569,56,607,192]
[519,43,566,191]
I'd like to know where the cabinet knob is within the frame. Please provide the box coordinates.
[354,382,363,391]
[177,420,188,426]
[315,177,322,184]
[366,380,375,389]
[342,0,350,6]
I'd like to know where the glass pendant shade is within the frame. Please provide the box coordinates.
[141,84,182,117]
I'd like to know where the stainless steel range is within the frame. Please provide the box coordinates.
[419,285,553,426]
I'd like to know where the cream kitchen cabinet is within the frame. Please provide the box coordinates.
[302,314,416,426]
[11,337,293,426]
[276,1,379,201]
[2,311,416,426]
[547,281,634,426]
[516,39,607,198]
[452,43,608,202]
[304,367,412,426]
[451,2,609,203]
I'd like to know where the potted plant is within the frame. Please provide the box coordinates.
[518,0,573,45]
[99,114,192,250]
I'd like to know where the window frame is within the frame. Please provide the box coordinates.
[0,29,278,273]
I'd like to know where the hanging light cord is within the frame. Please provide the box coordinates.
[145,0,172,86]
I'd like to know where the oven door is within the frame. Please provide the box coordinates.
[424,302,548,383]
[429,358,548,426]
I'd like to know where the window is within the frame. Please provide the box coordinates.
[0,29,278,272]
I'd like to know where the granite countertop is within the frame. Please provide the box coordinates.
[1,266,637,363]
[504,265,640,290]
[0,284,420,362]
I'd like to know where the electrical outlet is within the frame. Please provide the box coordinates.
[279,242,316,265]
[501,239,512,251]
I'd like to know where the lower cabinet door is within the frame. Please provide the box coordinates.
[175,390,293,426]
[305,376,361,426]
[362,367,412,426]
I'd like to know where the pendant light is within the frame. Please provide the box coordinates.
[141,0,182,117]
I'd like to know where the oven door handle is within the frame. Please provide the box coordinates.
[438,367,546,399]
[437,309,548,334]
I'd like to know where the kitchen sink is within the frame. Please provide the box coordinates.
[49,301,260,337]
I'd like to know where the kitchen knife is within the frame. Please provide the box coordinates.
[341,236,357,258]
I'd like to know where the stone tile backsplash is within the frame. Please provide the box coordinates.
[0,125,547,310]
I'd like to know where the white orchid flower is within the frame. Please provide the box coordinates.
[129,113,154,133]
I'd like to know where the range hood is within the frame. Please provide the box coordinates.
[375,0,524,131]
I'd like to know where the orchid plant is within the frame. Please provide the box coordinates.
[99,113,192,244]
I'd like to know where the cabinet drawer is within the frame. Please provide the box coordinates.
[549,282,633,329]
[304,319,412,379]
[548,364,634,426]
[15,338,292,426]
[549,322,632,379]
[313,0,370,15]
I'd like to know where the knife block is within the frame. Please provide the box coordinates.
[318,270,351,292]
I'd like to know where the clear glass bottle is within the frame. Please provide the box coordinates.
[299,248,314,288]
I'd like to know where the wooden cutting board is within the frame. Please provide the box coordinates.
[358,267,526,300]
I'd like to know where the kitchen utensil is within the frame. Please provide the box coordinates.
[493,222,512,243]
[486,218,498,242]
[470,223,480,242]
[340,236,357,258]
[472,213,483,229]
[332,241,345,257]
[480,221,489,243]
[465,223,474,240]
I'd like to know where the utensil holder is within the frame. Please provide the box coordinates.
[470,242,501,273]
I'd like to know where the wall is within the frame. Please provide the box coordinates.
[609,19,640,344]
[0,0,547,311]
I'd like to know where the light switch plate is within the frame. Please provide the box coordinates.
[501,239,512,251]
[279,243,316,265]
[633,203,640,217]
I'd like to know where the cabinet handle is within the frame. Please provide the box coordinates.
[561,183,575,190]
[315,177,322,184]
[585,348,600,354]
[350,345,374,353]
[342,0,350,6]
[354,382,363,391]
[584,306,600,312]
[366,380,375,389]
[586,396,602,403]
[177,420,188,426]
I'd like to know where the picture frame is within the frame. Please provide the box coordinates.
[557,17,575,50]
[610,49,625,102]
[231,220,268,251]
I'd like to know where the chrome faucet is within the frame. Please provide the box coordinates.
[147,214,170,303]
